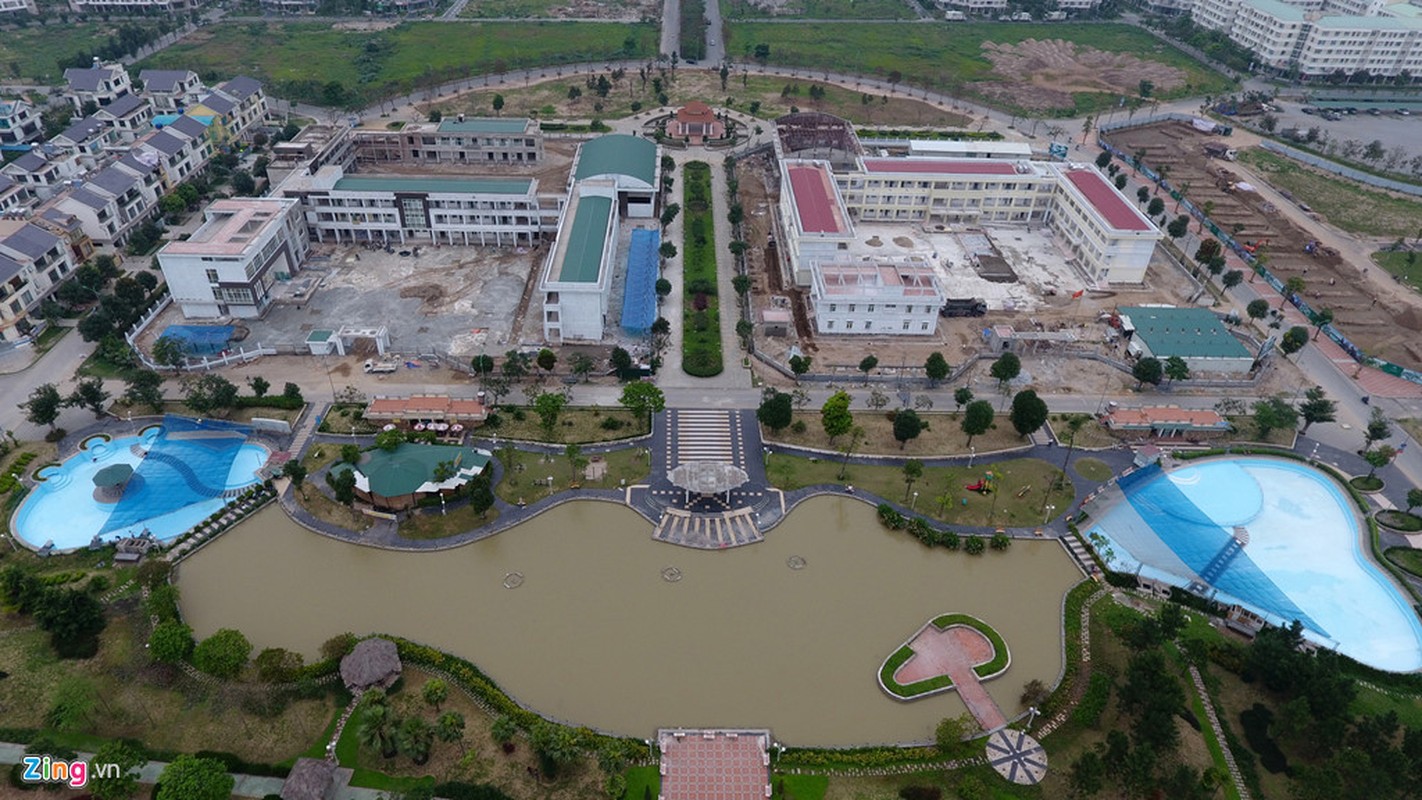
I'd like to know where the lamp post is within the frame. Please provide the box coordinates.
[969,446,976,468]
[911,491,919,511]
[548,475,554,495]
[440,493,447,516]
[1026,706,1040,731]
[1043,504,1056,525]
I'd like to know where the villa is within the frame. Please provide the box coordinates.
[331,442,492,511]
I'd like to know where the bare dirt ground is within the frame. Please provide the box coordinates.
[981,39,1186,114]
[1106,121,1422,372]
[331,20,399,30]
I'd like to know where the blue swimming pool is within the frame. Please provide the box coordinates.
[1088,457,1422,672]
[14,420,269,551]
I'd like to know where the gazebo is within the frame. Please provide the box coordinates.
[668,461,749,505]
[339,638,402,692]
[280,758,336,800]
[92,463,134,503]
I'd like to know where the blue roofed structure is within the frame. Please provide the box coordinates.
[620,228,660,335]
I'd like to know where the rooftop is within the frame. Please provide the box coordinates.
[364,394,488,421]
[553,193,613,283]
[1059,168,1153,232]
[64,66,119,92]
[219,76,263,101]
[907,139,1034,157]
[1245,0,1307,21]
[786,162,849,235]
[436,117,530,134]
[1120,306,1252,359]
[0,220,60,260]
[676,101,717,124]
[1105,406,1231,430]
[574,134,656,187]
[337,442,491,498]
[862,158,1023,175]
[816,262,943,298]
[161,198,295,256]
[330,174,533,195]
[139,69,196,93]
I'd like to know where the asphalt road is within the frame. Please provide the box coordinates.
[1261,100,1422,167]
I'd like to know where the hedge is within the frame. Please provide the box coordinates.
[878,614,1009,699]
[234,395,304,410]
[680,161,723,378]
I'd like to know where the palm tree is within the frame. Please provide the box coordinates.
[437,711,467,753]
[1281,275,1306,309]
[395,717,435,765]
[357,705,397,759]
[1312,307,1334,340]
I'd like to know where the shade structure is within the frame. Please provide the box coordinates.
[92,463,134,488]
[668,461,749,496]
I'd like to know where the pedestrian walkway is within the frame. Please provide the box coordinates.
[652,506,763,548]
[666,409,745,468]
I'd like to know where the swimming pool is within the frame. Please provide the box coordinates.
[13,423,269,551]
[1087,457,1422,672]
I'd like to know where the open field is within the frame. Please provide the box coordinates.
[1237,149,1422,239]
[1373,249,1422,295]
[458,0,658,19]
[137,21,658,107]
[0,22,161,83]
[766,454,1073,528]
[488,406,649,443]
[492,445,650,504]
[108,398,304,425]
[723,23,1234,116]
[763,410,1032,456]
[432,70,972,127]
[725,0,916,19]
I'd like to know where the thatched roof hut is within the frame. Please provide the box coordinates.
[280,758,335,800]
[339,637,402,692]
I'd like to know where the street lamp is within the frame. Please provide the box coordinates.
[1026,706,1040,731]
[1043,504,1056,525]
[911,491,919,511]
[969,446,976,467]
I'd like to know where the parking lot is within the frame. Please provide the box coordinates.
[1267,100,1422,170]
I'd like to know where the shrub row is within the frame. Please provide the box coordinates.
[778,744,941,770]
[1071,672,1112,728]
[875,504,1009,554]
[681,161,723,378]
[234,395,304,410]
[0,452,37,492]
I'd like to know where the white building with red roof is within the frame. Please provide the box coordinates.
[777,159,854,286]
[1044,163,1160,284]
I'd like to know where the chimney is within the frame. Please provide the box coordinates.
[458,113,465,123]
[92,56,101,68]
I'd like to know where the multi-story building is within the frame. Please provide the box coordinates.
[0,0,38,14]
[189,77,267,143]
[68,0,201,13]
[0,149,83,199]
[133,126,213,189]
[0,219,79,342]
[1043,164,1160,284]
[1188,0,1422,76]
[48,115,117,167]
[933,0,1009,12]
[779,160,855,287]
[157,197,309,319]
[267,124,356,189]
[843,158,1055,226]
[0,97,42,146]
[63,62,133,113]
[279,165,556,246]
[50,157,163,247]
[354,117,544,167]
[259,0,318,12]
[538,184,619,342]
[139,70,205,113]
[809,262,946,335]
[93,93,154,144]
[0,175,29,215]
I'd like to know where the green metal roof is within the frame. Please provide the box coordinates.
[337,442,490,498]
[332,175,533,195]
[1121,306,1251,360]
[557,195,612,284]
[305,329,334,342]
[574,134,656,186]
[437,118,530,134]
[1247,0,1305,21]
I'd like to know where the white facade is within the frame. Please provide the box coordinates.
[0,175,27,215]
[63,62,133,113]
[0,0,38,14]
[540,185,618,342]
[1,150,84,199]
[69,0,201,12]
[0,98,42,146]
[0,220,80,342]
[157,198,308,319]
[50,158,163,247]
[810,262,946,335]
[935,0,1008,10]
[1189,0,1422,75]
[133,126,213,190]
[1044,164,1161,285]
[778,160,855,287]
[139,70,206,113]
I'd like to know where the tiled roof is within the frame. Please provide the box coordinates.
[88,166,140,197]
[167,115,210,138]
[100,93,146,118]
[0,253,22,284]
[197,93,236,115]
[0,223,60,259]
[67,187,112,211]
[64,67,112,92]
[220,75,263,100]
[10,152,46,171]
[139,69,195,93]
[145,130,187,156]
[57,115,106,144]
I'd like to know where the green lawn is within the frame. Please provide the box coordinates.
[1386,546,1422,577]
[725,22,1233,116]
[1073,457,1114,482]
[493,445,650,505]
[1373,250,1422,295]
[766,454,1074,528]
[625,765,661,800]
[486,405,649,443]
[770,774,828,800]
[1237,149,1422,239]
[726,0,915,19]
[137,21,658,106]
[0,22,162,83]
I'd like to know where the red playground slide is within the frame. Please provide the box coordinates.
[964,480,986,492]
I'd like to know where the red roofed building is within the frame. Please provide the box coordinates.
[1044,164,1161,284]
[667,102,725,145]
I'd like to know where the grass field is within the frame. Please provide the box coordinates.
[457,0,635,17]
[724,22,1233,116]
[1237,149,1422,239]
[435,70,972,127]
[488,406,649,443]
[765,454,1074,528]
[1372,249,1422,294]
[109,398,304,425]
[492,445,650,504]
[138,21,658,107]
[0,22,157,83]
[1073,457,1114,482]
[725,0,915,19]
[762,410,1031,456]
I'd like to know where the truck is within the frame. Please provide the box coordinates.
[940,298,988,317]
[1203,142,1237,161]
[363,358,398,374]
[942,9,965,19]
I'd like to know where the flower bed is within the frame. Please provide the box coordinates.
[878,613,1009,700]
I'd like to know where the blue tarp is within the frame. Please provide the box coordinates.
[159,325,234,355]
[619,229,660,335]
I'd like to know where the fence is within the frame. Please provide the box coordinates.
[1257,139,1422,197]
[1098,117,1422,387]
[123,295,281,373]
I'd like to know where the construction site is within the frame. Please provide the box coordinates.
[1103,120,1422,373]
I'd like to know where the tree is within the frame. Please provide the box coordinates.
[492,94,504,116]
[962,401,994,447]
[536,348,557,374]
[934,714,974,755]
[1222,269,1244,289]
[1364,445,1396,478]
[902,458,923,500]
[1194,238,1222,266]
[1115,174,1128,191]
[1252,395,1299,440]
[65,377,110,418]
[148,619,194,664]
[230,170,256,196]
[77,307,116,343]
[182,374,238,415]
[422,678,448,712]
[990,352,1021,393]
[1281,275,1306,309]
[659,241,677,261]
[1136,185,1150,204]
[892,409,923,450]
[924,352,950,386]
[953,387,973,412]
[1299,386,1337,434]
[19,383,63,430]
[1280,326,1309,357]
[1166,215,1191,239]
[34,588,106,658]
[89,739,146,800]
[655,278,672,298]
[1132,356,1163,389]
[821,390,853,442]
[192,628,251,678]
[1068,750,1106,797]
[470,354,495,378]
[1147,196,1165,218]
[731,274,752,297]
[436,711,466,751]
[156,755,234,800]
[858,354,878,384]
[1009,390,1049,437]
[1405,487,1422,514]
[609,347,635,380]
[788,355,812,381]
[569,353,595,383]
[1364,407,1393,449]
[659,203,681,227]
[1312,307,1334,340]
[530,721,584,777]
[533,392,566,437]
[357,702,396,759]
[619,381,665,421]
[1163,355,1191,387]
[254,647,303,683]
[1247,299,1270,320]
[757,391,793,432]
[152,335,184,372]
[245,375,270,398]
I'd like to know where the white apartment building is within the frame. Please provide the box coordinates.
[190,77,268,143]
[51,156,164,247]
[539,185,618,342]
[279,165,555,246]
[0,0,38,14]
[69,0,201,13]
[0,220,79,342]
[810,262,946,335]
[354,117,544,167]
[1044,164,1160,284]
[48,115,117,170]
[779,160,855,287]
[934,0,1008,11]
[1189,0,1422,75]
[133,126,213,189]
[157,198,308,319]
[259,0,318,12]
[0,149,84,199]
[63,62,133,113]
[0,175,28,215]
[93,93,154,144]
[0,98,42,146]
[139,70,205,113]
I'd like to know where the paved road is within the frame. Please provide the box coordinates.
[0,326,102,442]
[660,0,681,58]
[703,0,725,65]
[1264,99,1422,167]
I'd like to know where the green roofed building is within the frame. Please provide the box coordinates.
[1119,306,1254,374]
[331,442,491,511]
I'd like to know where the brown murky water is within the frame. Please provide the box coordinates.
[177,497,1081,746]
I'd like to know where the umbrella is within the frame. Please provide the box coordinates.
[92,463,134,488]
[383,424,397,431]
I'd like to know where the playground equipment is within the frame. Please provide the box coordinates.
[964,471,997,494]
